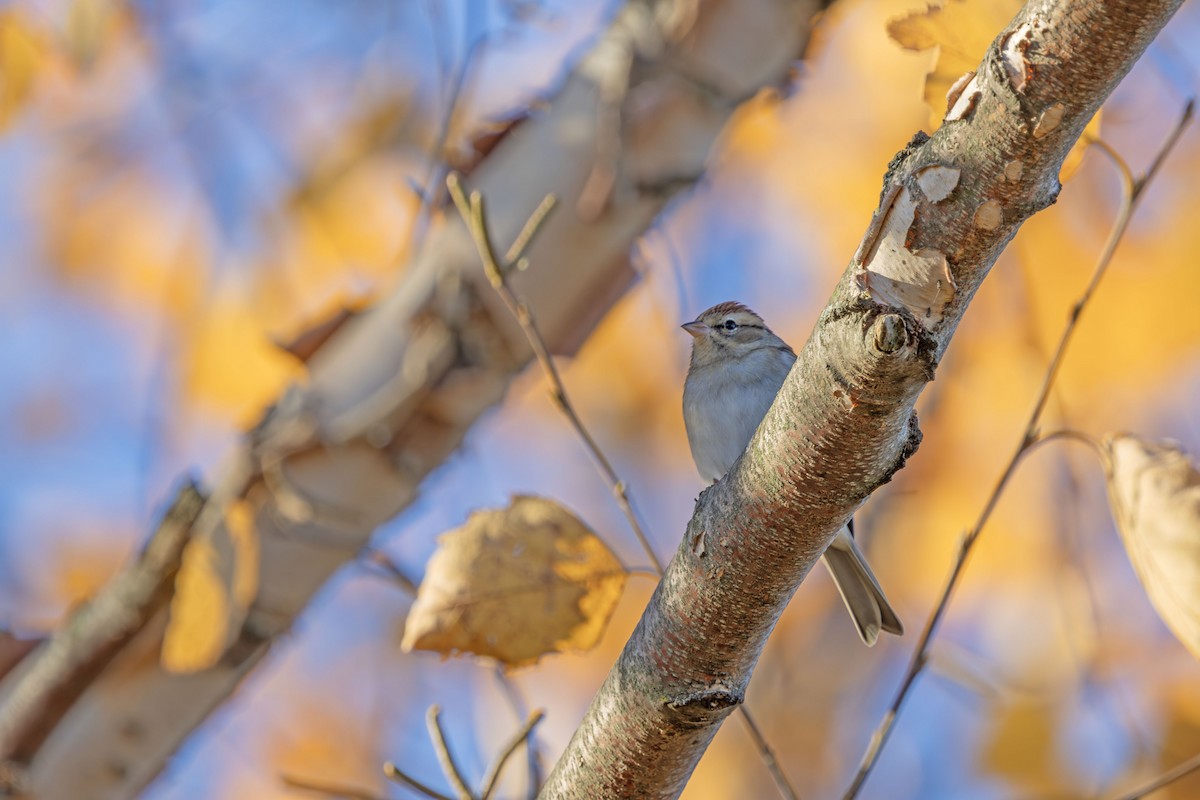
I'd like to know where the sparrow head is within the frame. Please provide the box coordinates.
[681,301,793,368]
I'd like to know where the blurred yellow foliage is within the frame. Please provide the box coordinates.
[0,12,45,132]
[265,155,415,325]
[719,88,786,162]
[43,165,210,314]
[532,6,1200,792]
[162,498,260,674]
[981,700,1065,794]
[42,525,134,631]
[182,285,305,425]
[268,700,386,800]
[37,90,417,426]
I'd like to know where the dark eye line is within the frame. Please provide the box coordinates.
[718,321,763,333]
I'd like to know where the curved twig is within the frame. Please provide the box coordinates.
[282,773,391,800]
[447,173,801,800]
[843,99,1194,799]
[1110,752,1200,800]
[479,710,545,800]
[425,705,476,800]
[446,172,662,574]
[384,761,458,800]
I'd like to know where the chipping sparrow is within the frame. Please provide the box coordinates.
[681,301,903,646]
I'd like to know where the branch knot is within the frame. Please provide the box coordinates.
[666,683,744,723]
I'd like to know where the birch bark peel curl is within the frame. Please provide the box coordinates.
[1105,435,1200,659]
[856,164,959,328]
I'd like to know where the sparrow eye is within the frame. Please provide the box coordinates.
[722,320,738,331]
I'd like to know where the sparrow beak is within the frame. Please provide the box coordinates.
[681,321,709,338]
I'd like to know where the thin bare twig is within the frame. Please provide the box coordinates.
[362,546,552,796]
[384,761,457,800]
[843,100,1194,800]
[447,172,802,800]
[410,0,487,251]
[735,707,798,800]
[281,774,391,800]
[426,705,477,800]
[1001,264,1146,780]
[1035,411,1155,781]
[446,171,662,575]
[492,667,544,798]
[361,547,421,595]
[1027,428,1106,460]
[479,710,545,800]
[1111,752,1200,800]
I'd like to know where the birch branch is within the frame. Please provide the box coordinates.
[844,100,1194,800]
[0,1,829,798]
[539,0,1184,796]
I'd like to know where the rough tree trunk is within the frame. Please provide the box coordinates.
[0,1,829,798]
[539,0,1184,796]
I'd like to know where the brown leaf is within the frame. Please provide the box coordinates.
[161,499,260,673]
[1104,434,1200,659]
[401,495,626,668]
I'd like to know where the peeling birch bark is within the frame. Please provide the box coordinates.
[540,0,1184,796]
[0,1,830,798]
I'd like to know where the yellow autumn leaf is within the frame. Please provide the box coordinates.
[0,12,45,133]
[162,498,261,673]
[273,154,415,307]
[1104,434,1200,660]
[183,286,306,427]
[43,162,211,315]
[887,0,1099,179]
[401,495,627,668]
[979,699,1063,794]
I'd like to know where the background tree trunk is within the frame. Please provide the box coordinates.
[0,1,829,798]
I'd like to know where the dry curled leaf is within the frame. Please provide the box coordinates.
[1104,434,1200,659]
[162,499,260,673]
[401,495,626,668]
[887,0,1098,179]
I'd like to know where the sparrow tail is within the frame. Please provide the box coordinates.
[820,525,904,647]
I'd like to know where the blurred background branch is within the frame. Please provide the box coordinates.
[0,0,830,797]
